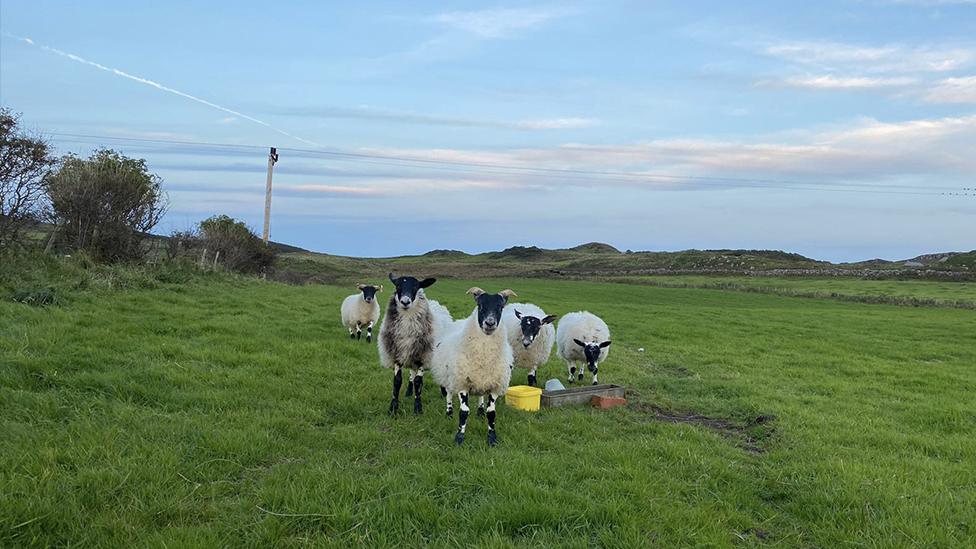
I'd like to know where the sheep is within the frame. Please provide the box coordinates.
[378,273,453,415]
[556,311,612,385]
[430,288,516,446]
[340,284,382,342]
[501,303,556,387]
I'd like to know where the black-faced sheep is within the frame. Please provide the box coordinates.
[501,303,556,387]
[378,273,452,415]
[430,288,516,446]
[555,311,612,385]
[340,284,382,342]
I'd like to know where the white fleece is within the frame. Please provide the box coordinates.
[430,307,513,396]
[501,303,555,371]
[556,311,611,365]
[340,293,380,331]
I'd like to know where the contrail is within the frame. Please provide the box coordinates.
[5,33,320,147]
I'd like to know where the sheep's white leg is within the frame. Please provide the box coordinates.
[389,364,402,416]
[567,361,577,384]
[366,320,374,343]
[405,369,415,397]
[592,363,599,386]
[577,361,584,382]
[486,393,498,447]
[455,391,470,445]
[412,367,424,414]
[348,325,356,339]
[442,385,453,416]
[527,367,538,387]
[477,395,485,417]
[356,322,362,340]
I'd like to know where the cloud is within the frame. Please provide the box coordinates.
[271,105,597,130]
[764,75,918,89]
[763,40,975,73]
[433,7,572,39]
[923,75,976,102]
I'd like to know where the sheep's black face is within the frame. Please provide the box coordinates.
[475,294,508,336]
[574,339,612,370]
[360,285,379,304]
[389,273,435,309]
[515,311,557,348]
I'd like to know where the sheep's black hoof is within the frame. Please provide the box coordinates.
[350,333,356,339]
[388,398,399,416]
[366,335,371,343]
[578,373,584,381]
[405,383,414,397]
[487,431,497,447]
[357,331,362,340]
[455,431,465,446]
[527,374,536,386]
[414,399,423,415]
[592,381,599,385]
[446,408,453,417]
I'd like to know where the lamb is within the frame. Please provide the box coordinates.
[556,311,612,385]
[340,284,382,342]
[377,273,452,415]
[429,288,516,446]
[501,303,556,387]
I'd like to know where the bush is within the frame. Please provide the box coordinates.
[0,108,56,251]
[194,215,274,274]
[46,149,167,261]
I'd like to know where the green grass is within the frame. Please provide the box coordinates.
[617,275,976,308]
[2,265,975,547]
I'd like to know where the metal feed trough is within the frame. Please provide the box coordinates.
[540,384,627,408]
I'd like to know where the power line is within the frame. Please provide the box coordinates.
[47,131,965,196]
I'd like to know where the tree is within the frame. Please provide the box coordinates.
[0,108,56,251]
[197,215,274,273]
[46,149,167,261]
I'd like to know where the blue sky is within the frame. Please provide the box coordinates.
[2,1,974,261]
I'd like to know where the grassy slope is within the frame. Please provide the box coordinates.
[2,267,975,547]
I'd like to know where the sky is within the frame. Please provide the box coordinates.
[1,1,974,261]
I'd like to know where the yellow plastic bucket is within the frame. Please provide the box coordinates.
[505,385,543,412]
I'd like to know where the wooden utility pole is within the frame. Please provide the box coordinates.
[262,147,278,244]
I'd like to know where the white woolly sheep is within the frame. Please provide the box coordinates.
[340,284,382,342]
[429,288,516,446]
[501,303,556,387]
[556,311,612,385]
[378,273,453,415]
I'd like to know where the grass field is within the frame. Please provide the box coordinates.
[617,275,976,308]
[2,261,976,547]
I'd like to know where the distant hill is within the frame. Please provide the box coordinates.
[274,242,975,284]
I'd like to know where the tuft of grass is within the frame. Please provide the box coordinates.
[1,268,975,546]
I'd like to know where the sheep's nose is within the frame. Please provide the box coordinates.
[485,318,497,328]
[399,297,412,306]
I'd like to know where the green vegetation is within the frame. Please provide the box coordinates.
[2,259,975,547]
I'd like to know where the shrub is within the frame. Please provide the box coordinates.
[197,215,274,274]
[0,108,56,251]
[46,149,167,261]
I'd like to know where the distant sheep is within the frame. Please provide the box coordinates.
[378,273,453,415]
[501,303,556,387]
[556,311,612,385]
[340,284,382,342]
[430,288,516,446]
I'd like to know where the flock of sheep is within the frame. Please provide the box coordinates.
[340,273,613,446]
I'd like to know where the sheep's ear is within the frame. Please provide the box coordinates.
[388,272,397,283]
[599,340,612,348]
[467,287,485,299]
[498,289,517,299]
[357,283,365,290]
[573,338,586,347]
[514,310,522,319]
[542,315,557,325]
[378,285,383,293]
[420,278,437,288]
